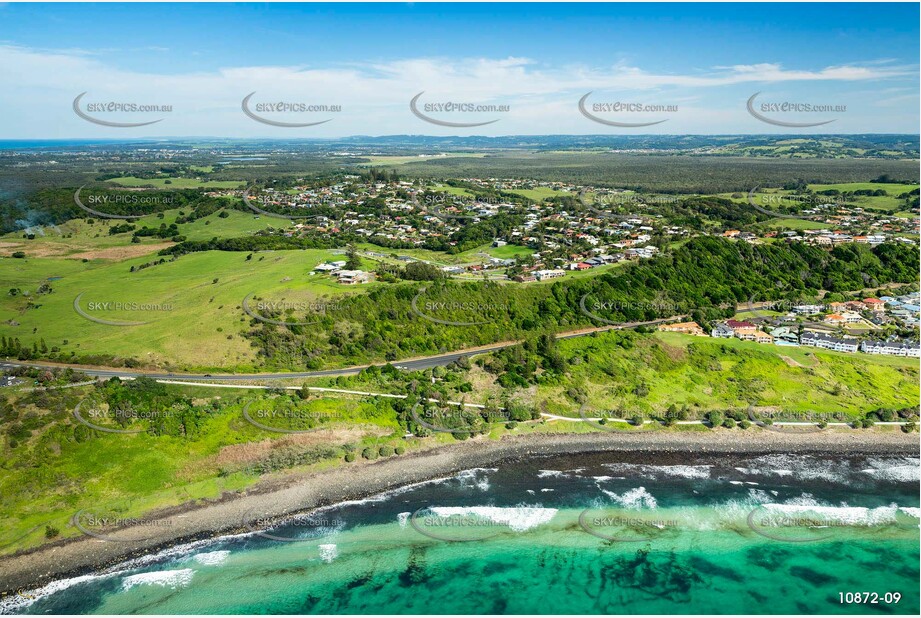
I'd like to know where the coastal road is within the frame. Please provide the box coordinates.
[0,318,680,382]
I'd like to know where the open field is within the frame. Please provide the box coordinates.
[0,249,376,369]
[108,177,244,190]
[0,382,405,555]
[353,153,488,166]
[505,187,570,201]
[534,330,919,418]
[0,207,288,259]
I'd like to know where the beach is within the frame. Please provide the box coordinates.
[2,428,918,597]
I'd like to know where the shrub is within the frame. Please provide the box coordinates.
[505,421,518,430]
[631,414,644,427]
[45,525,60,539]
[344,452,356,463]
[11,252,26,258]
[739,419,751,430]
[379,445,394,457]
[361,447,378,460]
[395,446,406,455]
[722,418,736,429]
[706,411,724,428]
[902,422,917,433]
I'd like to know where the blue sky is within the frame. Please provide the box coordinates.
[0,2,918,137]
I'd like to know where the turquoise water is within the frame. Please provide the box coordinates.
[7,453,919,615]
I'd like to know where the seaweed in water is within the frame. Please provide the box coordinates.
[789,565,836,587]
[687,555,743,583]
[346,571,374,590]
[399,546,430,587]
[598,547,703,606]
[744,545,790,569]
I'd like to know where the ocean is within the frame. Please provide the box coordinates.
[5,452,919,615]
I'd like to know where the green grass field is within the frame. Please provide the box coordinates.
[0,249,375,369]
[505,187,569,201]
[767,218,829,230]
[353,154,488,166]
[1,207,287,259]
[536,330,919,419]
[808,182,919,211]
[108,177,244,189]
[0,383,408,555]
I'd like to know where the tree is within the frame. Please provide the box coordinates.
[345,245,361,270]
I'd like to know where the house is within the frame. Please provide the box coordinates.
[769,327,800,345]
[513,274,537,283]
[723,230,740,238]
[863,298,885,313]
[792,304,824,315]
[733,327,773,344]
[726,319,756,330]
[823,314,846,325]
[534,269,566,281]
[840,311,863,324]
[861,340,920,357]
[710,323,735,338]
[313,263,339,272]
[570,262,592,271]
[658,321,706,336]
[336,270,372,285]
[800,332,859,353]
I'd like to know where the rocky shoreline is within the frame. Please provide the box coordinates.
[1,428,918,598]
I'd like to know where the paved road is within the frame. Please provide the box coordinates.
[0,317,679,382]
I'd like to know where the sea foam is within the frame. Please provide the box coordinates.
[121,569,194,592]
[428,505,557,532]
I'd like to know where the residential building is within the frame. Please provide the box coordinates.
[658,321,706,336]
[860,340,920,357]
[733,327,774,344]
[337,270,372,285]
[534,269,566,281]
[800,332,859,353]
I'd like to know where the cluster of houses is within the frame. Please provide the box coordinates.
[312,260,373,285]
[659,312,919,358]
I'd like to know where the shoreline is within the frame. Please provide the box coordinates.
[1,429,918,597]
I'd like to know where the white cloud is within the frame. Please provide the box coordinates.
[0,44,915,136]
